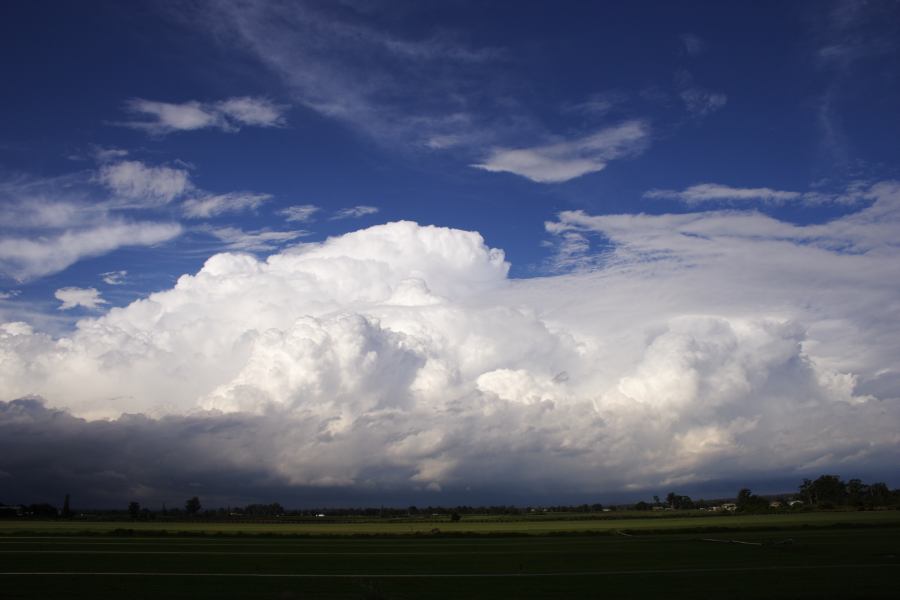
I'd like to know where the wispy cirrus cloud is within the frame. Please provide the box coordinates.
[331,205,379,220]
[645,181,873,206]
[0,175,182,282]
[471,120,650,183]
[645,183,802,205]
[166,0,543,161]
[202,226,309,251]
[118,96,287,135]
[97,160,192,207]
[182,192,273,219]
[0,221,182,282]
[278,204,320,223]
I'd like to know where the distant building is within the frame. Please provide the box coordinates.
[0,505,23,518]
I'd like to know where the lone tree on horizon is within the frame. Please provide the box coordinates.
[185,496,201,516]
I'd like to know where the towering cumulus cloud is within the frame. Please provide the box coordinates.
[1,212,899,504]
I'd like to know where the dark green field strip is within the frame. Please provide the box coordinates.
[0,529,896,577]
[3,565,899,600]
[2,563,897,576]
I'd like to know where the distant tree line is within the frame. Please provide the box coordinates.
[635,474,899,514]
[798,475,894,508]
[3,474,897,520]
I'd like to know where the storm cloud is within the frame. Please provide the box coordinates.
[2,189,900,506]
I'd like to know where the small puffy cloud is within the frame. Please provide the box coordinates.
[471,120,650,183]
[675,70,727,117]
[679,88,727,116]
[645,183,803,205]
[120,97,287,135]
[679,33,706,56]
[279,204,321,223]
[216,97,287,127]
[182,192,272,219]
[55,287,107,310]
[97,161,192,207]
[100,270,127,285]
[331,205,380,220]
[0,290,20,300]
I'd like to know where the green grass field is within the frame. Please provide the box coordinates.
[2,512,898,598]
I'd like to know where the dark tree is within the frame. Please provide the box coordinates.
[61,494,72,519]
[736,488,768,513]
[450,512,461,522]
[665,492,695,510]
[185,496,202,515]
[128,501,141,520]
[868,482,892,506]
[799,475,847,507]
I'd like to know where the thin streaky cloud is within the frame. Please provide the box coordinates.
[279,204,321,223]
[645,182,873,206]
[331,205,379,220]
[182,192,273,219]
[202,226,310,251]
[117,97,287,135]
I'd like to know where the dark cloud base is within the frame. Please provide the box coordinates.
[3,399,897,509]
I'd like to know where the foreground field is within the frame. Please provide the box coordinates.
[1,509,898,536]
[2,513,898,599]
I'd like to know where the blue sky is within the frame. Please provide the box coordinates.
[1,1,899,506]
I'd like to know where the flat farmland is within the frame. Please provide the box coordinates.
[1,513,898,599]
[1,509,898,536]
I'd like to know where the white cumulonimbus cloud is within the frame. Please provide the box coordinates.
[2,186,900,500]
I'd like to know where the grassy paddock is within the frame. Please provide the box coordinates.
[1,510,898,537]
